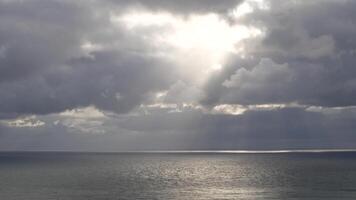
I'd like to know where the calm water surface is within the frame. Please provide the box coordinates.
[0,152,356,199]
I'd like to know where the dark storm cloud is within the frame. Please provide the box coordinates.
[0,0,99,81]
[3,0,355,116]
[1,0,356,151]
[0,50,176,114]
[202,0,356,107]
[0,0,180,115]
[0,0,244,116]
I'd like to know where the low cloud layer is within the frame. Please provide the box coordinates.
[1,0,356,150]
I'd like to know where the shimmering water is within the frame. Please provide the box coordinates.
[1,152,356,199]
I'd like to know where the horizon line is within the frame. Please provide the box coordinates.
[2,149,356,154]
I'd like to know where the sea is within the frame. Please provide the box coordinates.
[1,151,356,199]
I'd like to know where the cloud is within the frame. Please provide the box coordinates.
[0,0,181,115]
[0,116,45,128]
[0,0,261,116]
[0,0,98,81]
[106,0,242,15]
[1,0,356,150]
[2,106,356,151]
[201,0,356,108]
[222,58,295,104]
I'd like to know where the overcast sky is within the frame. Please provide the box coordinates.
[1,0,356,151]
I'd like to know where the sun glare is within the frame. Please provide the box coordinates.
[114,10,263,83]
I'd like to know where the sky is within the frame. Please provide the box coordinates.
[0,0,356,151]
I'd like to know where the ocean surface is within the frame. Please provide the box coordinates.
[1,152,356,199]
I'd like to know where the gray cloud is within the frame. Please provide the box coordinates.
[106,0,242,15]
[0,0,99,81]
[0,49,177,115]
[202,0,356,108]
[0,0,179,115]
[1,0,356,151]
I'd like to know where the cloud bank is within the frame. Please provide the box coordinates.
[1,0,356,150]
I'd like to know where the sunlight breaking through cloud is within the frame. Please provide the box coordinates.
[115,11,263,75]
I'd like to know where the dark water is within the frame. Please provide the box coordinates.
[1,152,356,199]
